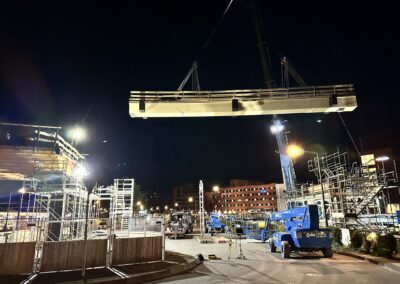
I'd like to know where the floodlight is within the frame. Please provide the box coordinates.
[376,156,389,162]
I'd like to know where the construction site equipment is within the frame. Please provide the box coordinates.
[296,151,399,231]
[244,216,275,242]
[269,205,333,259]
[165,211,193,239]
[129,85,356,118]
[205,212,226,233]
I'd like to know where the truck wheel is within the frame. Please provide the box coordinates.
[269,240,276,253]
[281,241,290,259]
[322,247,333,258]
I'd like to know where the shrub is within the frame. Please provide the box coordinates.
[375,234,396,258]
[350,230,364,249]
[361,236,372,254]
[332,227,343,246]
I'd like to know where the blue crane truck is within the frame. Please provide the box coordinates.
[268,205,333,258]
[205,212,226,233]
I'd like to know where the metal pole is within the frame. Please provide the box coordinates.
[4,192,12,229]
[316,153,328,227]
[381,161,386,186]
[144,218,147,238]
[16,192,25,241]
[161,217,165,261]
[81,189,90,277]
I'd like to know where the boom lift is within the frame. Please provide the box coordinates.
[269,205,333,258]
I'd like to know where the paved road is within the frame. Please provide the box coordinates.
[149,237,400,284]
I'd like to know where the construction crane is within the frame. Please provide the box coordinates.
[128,1,358,211]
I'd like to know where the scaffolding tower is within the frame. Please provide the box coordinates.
[111,179,134,230]
[300,149,399,232]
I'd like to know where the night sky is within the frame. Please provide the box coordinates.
[1,1,399,199]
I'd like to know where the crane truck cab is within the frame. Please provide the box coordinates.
[205,212,226,233]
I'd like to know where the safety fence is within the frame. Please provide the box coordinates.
[0,215,165,275]
[0,216,164,243]
[0,236,163,275]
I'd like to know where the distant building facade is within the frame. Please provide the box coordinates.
[172,183,198,211]
[213,180,278,213]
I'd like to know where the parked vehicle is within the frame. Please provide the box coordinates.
[165,211,193,239]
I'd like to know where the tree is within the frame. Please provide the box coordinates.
[134,183,147,208]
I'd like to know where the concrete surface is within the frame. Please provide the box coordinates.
[148,237,400,283]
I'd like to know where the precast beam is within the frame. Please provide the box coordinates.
[129,84,357,118]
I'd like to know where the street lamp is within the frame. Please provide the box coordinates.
[376,156,389,162]
[188,197,193,211]
[212,186,220,211]
[16,187,26,235]
[137,201,142,206]
[73,164,89,179]
[286,144,328,227]
[174,202,178,208]
[68,127,86,145]
[376,156,390,186]
[270,124,284,134]
[286,144,304,159]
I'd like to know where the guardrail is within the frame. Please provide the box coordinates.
[130,84,355,102]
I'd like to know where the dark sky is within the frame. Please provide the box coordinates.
[1,1,399,198]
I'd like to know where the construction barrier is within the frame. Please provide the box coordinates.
[0,242,36,275]
[112,236,162,265]
[40,239,107,272]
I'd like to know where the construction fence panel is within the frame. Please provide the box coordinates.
[0,242,36,275]
[112,236,162,265]
[40,239,107,272]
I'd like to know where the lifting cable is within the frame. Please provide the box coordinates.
[337,112,361,157]
[200,0,234,59]
[177,0,235,90]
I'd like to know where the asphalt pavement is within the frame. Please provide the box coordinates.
[148,236,400,284]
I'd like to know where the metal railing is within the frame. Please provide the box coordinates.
[130,84,355,102]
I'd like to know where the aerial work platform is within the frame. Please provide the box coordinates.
[129,84,357,118]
